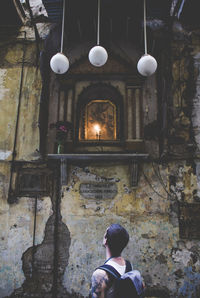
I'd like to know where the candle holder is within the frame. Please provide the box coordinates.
[96,130,101,140]
[94,124,101,140]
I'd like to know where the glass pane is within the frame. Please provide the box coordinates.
[79,100,117,141]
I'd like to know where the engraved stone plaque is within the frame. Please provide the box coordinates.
[80,183,117,200]
[179,203,200,239]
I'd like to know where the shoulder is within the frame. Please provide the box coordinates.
[91,269,110,297]
[92,268,109,283]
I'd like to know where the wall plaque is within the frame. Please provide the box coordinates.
[179,202,200,239]
[80,183,117,200]
[16,168,52,197]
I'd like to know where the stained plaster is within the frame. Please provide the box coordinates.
[0,196,52,298]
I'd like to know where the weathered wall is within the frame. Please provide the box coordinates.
[0,35,41,161]
[0,18,200,298]
[0,28,45,297]
[61,161,200,298]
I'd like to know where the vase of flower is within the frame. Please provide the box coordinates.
[57,143,64,154]
[50,121,72,154]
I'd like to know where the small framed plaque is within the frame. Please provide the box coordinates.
[15,168,52,197]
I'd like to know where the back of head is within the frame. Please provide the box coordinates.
[106,224,129,257]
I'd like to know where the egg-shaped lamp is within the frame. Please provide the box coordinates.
[137,54,157,76]
[50,53,69,74]
[89,45,108,67]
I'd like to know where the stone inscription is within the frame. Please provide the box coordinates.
[80,183,117,199]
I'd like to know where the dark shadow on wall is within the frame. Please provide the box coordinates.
[6,215,81,298]
[6,161,84,298]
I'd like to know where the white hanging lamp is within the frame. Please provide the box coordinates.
[89,0,108,67]
[50,0,69,74]
[137,0,157,76]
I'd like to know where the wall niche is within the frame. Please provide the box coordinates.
[46,53,148,154]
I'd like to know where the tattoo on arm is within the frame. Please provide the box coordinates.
[91,270,109,298]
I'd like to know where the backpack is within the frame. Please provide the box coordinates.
[98,260,145,298]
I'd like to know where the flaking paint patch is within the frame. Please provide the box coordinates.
[0,69,9,101]
[172,249,192,266]
[0,150,12,160]
[29,0,48,18]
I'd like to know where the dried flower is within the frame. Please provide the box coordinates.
[59,125,68,133]
[50,121,72,144]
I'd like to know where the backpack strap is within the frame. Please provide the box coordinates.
[125,260,132,273]
[98,264,121,279]
[98,260,132,279]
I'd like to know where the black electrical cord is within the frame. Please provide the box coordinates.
[142,168,168,200]
[151,161,178,199]
[8,31,26,203]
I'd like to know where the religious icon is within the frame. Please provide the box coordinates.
[79,99,117,141]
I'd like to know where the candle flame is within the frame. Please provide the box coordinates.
[94,124,101,134]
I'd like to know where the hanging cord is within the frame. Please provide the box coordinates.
[143,0,147,55]
[97,0,100,45]
[142,168,168,200]
[61,0,66,53]
[8,31,26,203]
[151,162,178,199]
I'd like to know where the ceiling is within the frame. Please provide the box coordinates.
[178,0,200,30]
[0,0,199,29]
[0,0,199,42]
[42,0,171,22]
[41,0,200,47]
[0,0,24,26]
[41,0,173,48]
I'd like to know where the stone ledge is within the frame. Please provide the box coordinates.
[47,153,149,161]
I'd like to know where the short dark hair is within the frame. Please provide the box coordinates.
[105,224,129,257]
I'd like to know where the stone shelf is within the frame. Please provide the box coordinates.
[48,153,149,187]
[48,153,149,161]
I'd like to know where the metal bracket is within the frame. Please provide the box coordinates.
[130,160,139,187]
[60,158,67,186]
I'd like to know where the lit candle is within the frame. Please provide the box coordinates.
[94,124,101,140]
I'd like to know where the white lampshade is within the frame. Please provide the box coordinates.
[50,53,69,74]
[137,54,157,76]
[88,45,108,67]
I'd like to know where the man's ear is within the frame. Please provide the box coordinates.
[103,233,107,247]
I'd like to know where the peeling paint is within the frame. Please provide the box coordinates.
[0,197,52,297]
[172,249,192,266]
[0,69,9,101]
[0,150,12,160]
